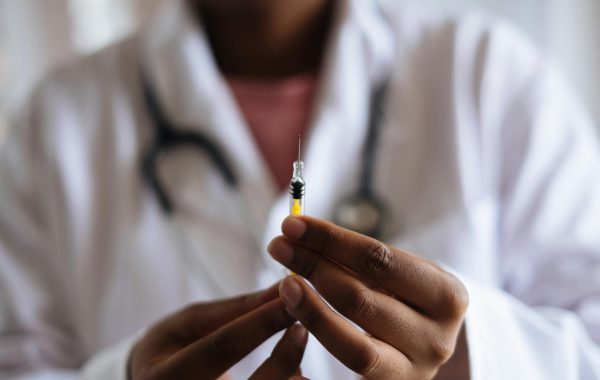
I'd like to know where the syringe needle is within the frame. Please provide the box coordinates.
[297,134,301,162]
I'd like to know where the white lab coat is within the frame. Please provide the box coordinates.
[1,0,599,378]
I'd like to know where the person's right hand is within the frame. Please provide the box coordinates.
[129,283,308,380]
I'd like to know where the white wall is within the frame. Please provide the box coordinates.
[545,0,600,125]
[0,0,159,127]
[392,0,600,125]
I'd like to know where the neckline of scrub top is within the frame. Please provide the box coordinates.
[226,73,320,191]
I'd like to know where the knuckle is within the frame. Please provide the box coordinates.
[300,306,324,331]
[263,308,292,334]
[362,241,394,276]
[236,293,256,310]
[206,332,238,362]
[351,342,382,376]
[296,254,318,280]
[426,336,455,364]
[341,286,376,320]
[319,223,343,251]
[436,274,469,320]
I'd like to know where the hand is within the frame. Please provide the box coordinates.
[268,216,469,379]
[129,284,308,380]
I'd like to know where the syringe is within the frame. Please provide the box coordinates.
[289,135,305,216]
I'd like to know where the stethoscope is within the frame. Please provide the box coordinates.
[140,70,390,240]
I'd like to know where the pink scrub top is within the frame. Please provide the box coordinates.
[226,74,319,192]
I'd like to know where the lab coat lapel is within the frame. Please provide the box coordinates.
[140,0,278,296]
[260,0,395,273]
[139,0,396,294]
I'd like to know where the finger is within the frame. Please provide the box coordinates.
[279,276,410,378]
[169,282,281,338]
[269,237,445,362]
[249,324,308,380]
[280,216,467,318]
[161,298,296,379]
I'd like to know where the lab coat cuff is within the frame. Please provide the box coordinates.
[438,263,488,380]
[453,271,519,380]
[80,331,144,380]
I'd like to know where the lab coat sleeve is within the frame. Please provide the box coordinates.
[459,274,600,379]
[461,17,600,379]
[0,87,79,379]
[0,84,133,380]
[79,336,136,380]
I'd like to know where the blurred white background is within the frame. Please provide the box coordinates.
[0,0,599,136]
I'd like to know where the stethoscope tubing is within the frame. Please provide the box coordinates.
[139,64,389,239]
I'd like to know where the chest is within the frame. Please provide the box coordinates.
[53,65,501,359]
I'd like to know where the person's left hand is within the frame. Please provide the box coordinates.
[268,216,469,379]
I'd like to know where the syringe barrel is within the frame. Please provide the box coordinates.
[290,197,305,216]
[289,158,305,215]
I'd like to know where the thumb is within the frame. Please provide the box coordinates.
[249,324,309,380]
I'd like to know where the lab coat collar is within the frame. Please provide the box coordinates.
[138,0,395,295]
[140,1,280,296]
[260,0,396,275]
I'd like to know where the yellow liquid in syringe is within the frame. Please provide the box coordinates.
[291,198,303,216]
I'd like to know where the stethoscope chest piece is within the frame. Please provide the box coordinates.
[332,79,391,240]
[333,193,387,240]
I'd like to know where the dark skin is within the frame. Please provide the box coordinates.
[269,217,469,379]
[130,1,470,378]
[130,284,309,380]
[191,0,334,78]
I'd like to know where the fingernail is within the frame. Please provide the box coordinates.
[267,239,294,265]
[280,276,303,309]
[289,323,308,346]
[282,216,307,240]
